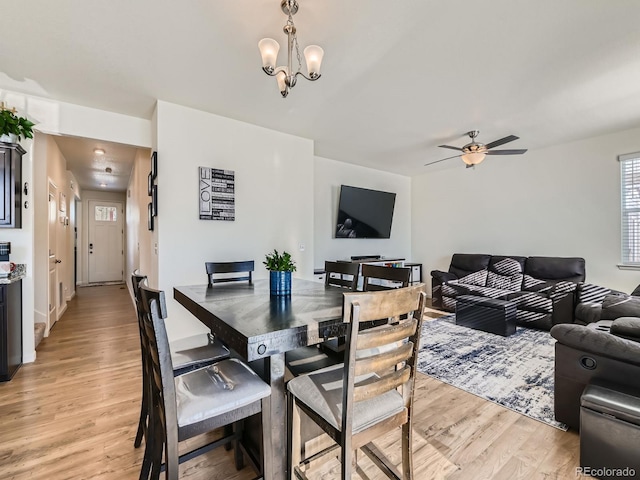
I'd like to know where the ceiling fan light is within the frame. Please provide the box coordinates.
[461,152,486,165]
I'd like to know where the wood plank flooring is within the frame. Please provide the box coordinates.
[0,285,589,479]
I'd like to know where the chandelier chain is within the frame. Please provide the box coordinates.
[286,10,303,74]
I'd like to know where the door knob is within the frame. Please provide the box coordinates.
[55,259,62,264]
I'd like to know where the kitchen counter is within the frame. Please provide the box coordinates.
[0,264,26,284]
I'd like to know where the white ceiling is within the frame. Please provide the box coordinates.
[2,0,640,178]
[53,136,140,192]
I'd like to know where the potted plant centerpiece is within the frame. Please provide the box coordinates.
[264,249,296,296]
[0,104,35,144]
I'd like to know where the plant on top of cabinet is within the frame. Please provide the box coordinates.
[0,103,35,144]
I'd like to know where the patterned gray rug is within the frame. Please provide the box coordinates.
[417,314,567,430]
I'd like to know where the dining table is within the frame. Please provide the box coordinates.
[173,278,347,480]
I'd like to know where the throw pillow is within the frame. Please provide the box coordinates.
[632,284,640,297]
[458,269,488,287]
[486,258,523,291]
[601,294,640,320]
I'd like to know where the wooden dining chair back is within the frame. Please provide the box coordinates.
[206,260,254,287]
[131,271,230,451]
[138,285,271,480]
[361,263,411,291]
[324,261,360,290]
[287,284,427,480]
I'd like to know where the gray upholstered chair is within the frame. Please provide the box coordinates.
[550,318,640,430]
[138,285,271,479]
[131,272,230,448]
[287,284,426,479]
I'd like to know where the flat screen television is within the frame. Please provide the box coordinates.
[335,185,396,239]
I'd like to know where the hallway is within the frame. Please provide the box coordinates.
[0,284,251,480]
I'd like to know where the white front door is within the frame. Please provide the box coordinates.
[88,200,124,283]
[48,184,58,331]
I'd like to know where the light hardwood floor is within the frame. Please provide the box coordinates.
[0,285,589,479]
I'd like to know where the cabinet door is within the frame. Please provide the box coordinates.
[0,148,11,226]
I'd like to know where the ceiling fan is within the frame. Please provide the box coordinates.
[425,130,527,168]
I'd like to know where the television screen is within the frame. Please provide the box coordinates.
[335,185,396,239]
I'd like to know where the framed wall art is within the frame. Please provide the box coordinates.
[147,203,154,231]
[151,151,158,179]
[198,167,235,221]
[151,185,158,217]
[148,172,153,196]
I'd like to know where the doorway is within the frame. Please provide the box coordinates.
[47,182,58,332]
[87,200,124,283]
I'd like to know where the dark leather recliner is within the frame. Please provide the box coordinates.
[550,318,640,430]
[574,282,640,325]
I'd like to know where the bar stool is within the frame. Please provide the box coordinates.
[138,285,271,479]
[131,272,230,448]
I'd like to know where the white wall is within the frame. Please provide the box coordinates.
[412,125,640,294]
[79,190,127,284]
[125,148,153,296]
[155,101,314,341]
[314,156,412,268]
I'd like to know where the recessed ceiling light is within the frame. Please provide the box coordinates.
[100,182,107,188]
[94,148,105,155]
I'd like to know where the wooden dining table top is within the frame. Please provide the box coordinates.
[173,278,347,361]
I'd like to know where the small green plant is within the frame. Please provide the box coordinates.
[263,249,297,272]
[0,108,35,142]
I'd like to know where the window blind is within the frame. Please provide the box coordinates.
[620,152,640,264]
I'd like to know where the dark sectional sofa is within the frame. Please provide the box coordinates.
[431,254,586,330]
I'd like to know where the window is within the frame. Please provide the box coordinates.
[620,152,640,265]
[94,205,117,222]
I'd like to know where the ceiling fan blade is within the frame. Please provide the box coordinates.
[424,154,460,166]
[438,145,464,151]
[484,135,519,149]
[486,149,528,155]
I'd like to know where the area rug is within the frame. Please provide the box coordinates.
[417,314,567,430]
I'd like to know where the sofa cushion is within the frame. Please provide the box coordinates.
[448,254,491,280]
[611,317,640,342]
[506,291,552,313]
[458,269,488,286]
[632,284,640,297]
[601,294,640,321]
[441,281,511,300]
[577,283,613,304]
[575,302,603,325]
[524,256,585,283]
[486,257,524,291]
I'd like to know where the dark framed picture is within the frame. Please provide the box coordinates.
[151,151,158,179]
[148,203,154,231]
[151,185,158,217]
[148,172,153,196]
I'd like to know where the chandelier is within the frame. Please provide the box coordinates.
[258,0,324,97]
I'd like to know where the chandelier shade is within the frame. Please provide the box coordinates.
[258,0,324,97]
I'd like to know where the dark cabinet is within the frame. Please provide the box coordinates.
[0,142,24,228]
[0,280,22,381]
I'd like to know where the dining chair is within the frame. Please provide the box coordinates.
[286,284,426,480]
[324,260,360,290]
[361,263,411,291]
[138,284,271,480]
[284,261,360,379]
[205,260,254,286]
[131,272,230,449]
